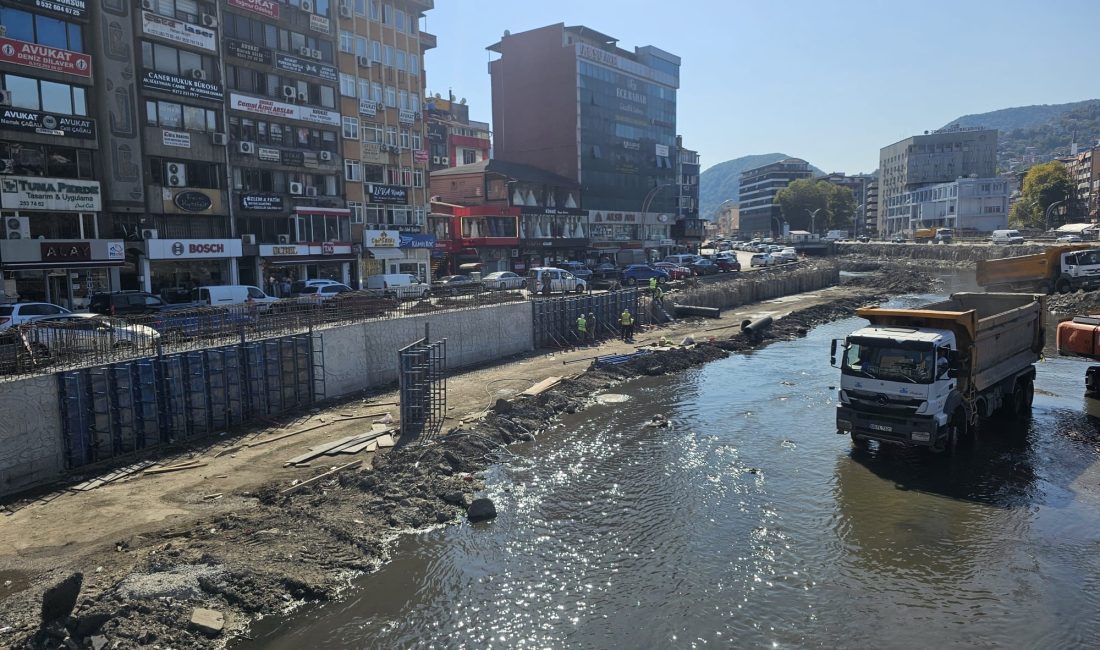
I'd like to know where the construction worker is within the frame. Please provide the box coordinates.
[653,284,664,305]
[588,312,597,343]
[576,312,588,345]
[649,276,658,291]
[620,308,635,341]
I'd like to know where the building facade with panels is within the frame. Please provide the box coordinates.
[737,158,813,237]
[882,176,1009,234]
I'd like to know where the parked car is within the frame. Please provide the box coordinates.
[89,291,165,316]
[365,273,430,300]
[773,249,798,264]
[192,285,279,309]
[688,259,720,276]
[296,283,353,302]
[750,253,775,268]
[557,261,594,282]
[620,264,670,286]
[433,275,483,296]
[21,313,159,357]
[526,267,587,294]
[891,234,907,243]
[290,279,343,296]
[990,229,1026,245]
[0,302,70,331]
[856,235,871,243]
[663,254,700,266]
[714,256,741,272]
[653,262,692,280]
[482,271,526,290]
[1056,234,1084,243]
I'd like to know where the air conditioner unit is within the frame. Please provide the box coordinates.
[298,46,313,58]
[4,217,29,240]
[165,162,187,187]
[241,234,256,245]
[296,91,308,102]
[211,132,228,146]
[282,85,297,99]
[0,159,13,175]
[239,141,255,154]
[141,228,159,240]
[289,182,304,195]
[431,156,440,164]
[441,156,449,165]
[300,0,314,13]
[357,55,371,68]
[0,90,11,107]
[141,0,154,9]
[319,151,333,161]
[339,5,352,17]
[310,49,322,60]
[189,68,206,81]
[305,186,319,197]
[201,13,217,28]
[277,234,292,244]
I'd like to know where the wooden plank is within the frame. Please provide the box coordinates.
[521,376,562,397]
[284,433,371,466]
[246,413,394,449]
[280,460,363,495]
[336,439,378,454]
[325,426,395,455]
[375,434,396,448]
[144,462,207,475]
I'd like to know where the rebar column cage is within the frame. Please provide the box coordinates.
[398,323,447,445]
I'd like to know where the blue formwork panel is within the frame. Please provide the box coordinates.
[109,364,136,456]
[87,368,112,463]
[206,348,228,431]
[278,338,297,411]
[134,360,159,448]
[293,335,312,406]
[59,371,92,469]
[222,346,243,426]
[157,355,187,440]
[241,342,267,419]
[264,340,283,415]
[183,351,209,437]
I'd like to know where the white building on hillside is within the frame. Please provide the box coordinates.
[883,177,1009,234]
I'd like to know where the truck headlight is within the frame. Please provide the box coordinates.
[911,432,931,442]
[914,401,928,415]
[838,390,851,404]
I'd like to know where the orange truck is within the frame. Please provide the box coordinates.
[976,245,1100,294]
[1057,315,1100,416]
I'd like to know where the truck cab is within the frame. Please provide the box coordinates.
[834,327,959,448]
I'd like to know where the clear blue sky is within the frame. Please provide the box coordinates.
[423,0,1098,174]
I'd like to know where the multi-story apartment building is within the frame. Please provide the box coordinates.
[671,135,703,248]
[424,94,490,173]
[488,23,682,262]
[882,177,1009,234]
[335,0,435,282]
[1067,145,1100,221]
[819,172,876,237]
[878,125,997,236]
[864,180,879,235]
[737,158,813,236]
[0,0,112,305]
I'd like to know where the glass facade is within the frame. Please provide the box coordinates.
[577,60,678,213]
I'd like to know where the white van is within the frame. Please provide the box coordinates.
[526,267,587,294]
[991,229,1025,244]
[365,273,430,300]
[192,285,278,308]
[663,254,700,266]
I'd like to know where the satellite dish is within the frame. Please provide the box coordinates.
[434,93,442,99]
[503,29,511,37]
[460,98,467,105]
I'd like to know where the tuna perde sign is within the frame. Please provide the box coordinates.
[0,176,101,211]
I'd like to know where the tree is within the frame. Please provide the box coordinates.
[774,179,856,233]
[1009,161,1072,229]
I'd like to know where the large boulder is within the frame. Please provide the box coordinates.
[466,498,497,523]
[41,572,83,626]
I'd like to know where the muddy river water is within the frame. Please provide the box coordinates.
[240,273,1100,648]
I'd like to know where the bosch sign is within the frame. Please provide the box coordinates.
[147,239,242,260]
[178,242,224,255]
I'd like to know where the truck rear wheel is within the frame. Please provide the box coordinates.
[850,431,869,448]
[1014,378,1035,418]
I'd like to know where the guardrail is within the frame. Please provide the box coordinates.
[0,288,528,379]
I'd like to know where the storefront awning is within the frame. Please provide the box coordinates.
[369,248,404,259]
[266,255,358,266]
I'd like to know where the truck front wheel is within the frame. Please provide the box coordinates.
[934,409,968,453]
[850,431,869,448]
[1056,278,1072,294]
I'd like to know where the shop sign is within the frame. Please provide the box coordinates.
[296,105,340,127]
[275,54,337,83]
[622,140,640,150]
[147,239,243,259]
[225,38,271,65]
[413,149,429,164]
[281,150,304,166]
[359,99,378,117]
[0,36,91,77]
[659,238,675,246]
[141,11,217,53]
[40,241,90,262]
[239,192,284,211]
[366,223,421,234]
[322,242,335,255]
[161,187,221,214]
[523,207,587,217]
[107,241,124,260]
[259,243,309,256]
[142,70,224,102]
[0,108,95,138]
[309,14,331,33]
[655,144,669,157]
[398,110,415,124]
[399,233,436,249]
[10,0,88,20]
[364,230,399,248]
[591,211,638,223]
[257,147,281,162]
[0,176,101,211]
[229,93,296,120]
[162,129,191,148]
[172,190,212,213]
[227,0,279,18]
[366,184,408,205]
[577,43,620,69]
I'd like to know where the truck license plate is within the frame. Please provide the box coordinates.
[869,424,893,432]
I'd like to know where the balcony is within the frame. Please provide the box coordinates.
[419,30,437,50]
[406,0,434,9]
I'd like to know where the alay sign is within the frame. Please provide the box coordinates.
[40,241,90,262]
[0,176,101,211]
[0,37,90,77]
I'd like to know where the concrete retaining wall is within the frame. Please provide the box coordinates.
[671,263,840,310]
[0,374,63,495]
[321,300,534,396]
[837,242,1049,263]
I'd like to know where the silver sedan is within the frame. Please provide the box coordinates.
[482,271,526,291]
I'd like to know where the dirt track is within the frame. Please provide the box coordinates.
[0,266,938,649]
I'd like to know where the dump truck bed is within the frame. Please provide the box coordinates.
[976,245,1092,287]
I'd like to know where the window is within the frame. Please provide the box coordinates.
[340,73,356,97]
[142,41,216,79]
[3,75,87,116]
[358,79,370,101]
[385,125,397,147]
[339,30,353,53]
[463,149,477,165]
[146,99,218,132]
[0,142,94,178]
[363,164,383,182]
[401,167,412,186]
[384,86,396,107]
[387,167,400,184]
[399,128,410,149]
[371,40,382,62]
[150,157,222,189]
[413,169,424,188]
[0,6,84,51]
[384,45,394,67]
[396,49,407,72]
[410,93,420,112]
[369,0,380,20]
[382,2,392,24]
[344,159,362,181]
[395,8,406,31]
[148,0,208,22]
[348,201,364,224]
[371,82,383,103]
[409,55,419,76]
[399,90,409,111]
[411,130,422,150]
[342,116,359,139]
[362,122,382,143]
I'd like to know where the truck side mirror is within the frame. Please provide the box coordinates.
[830,339,840,367]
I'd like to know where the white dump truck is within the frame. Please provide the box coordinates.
[832,293,1045,452]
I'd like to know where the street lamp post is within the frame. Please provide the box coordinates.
[853,203,864,237]
[771,215,786,238]
[716,198,735,235]
[641,182,678,253]
[1044,199,1067,231]
[806,208,822,235]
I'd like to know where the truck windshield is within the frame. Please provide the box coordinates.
[842,337,935,384]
